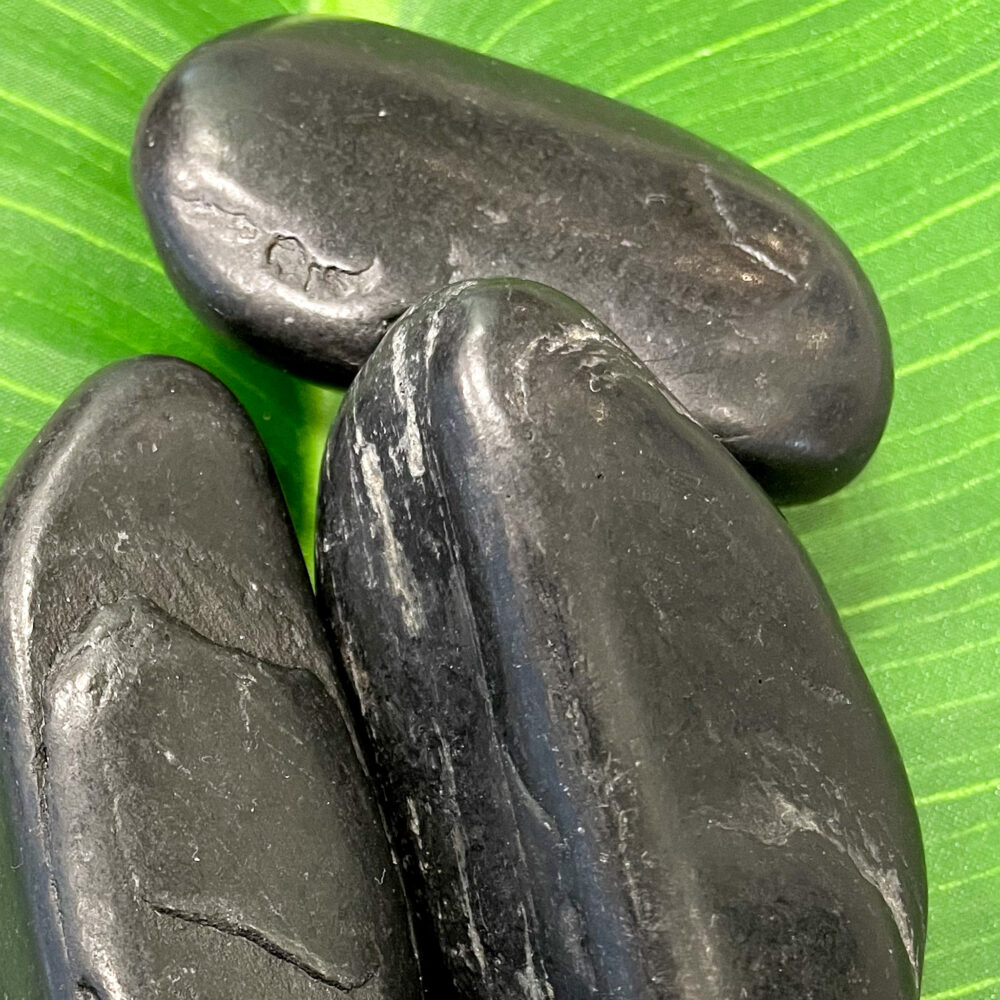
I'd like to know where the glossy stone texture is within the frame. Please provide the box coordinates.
[0,357,420,1000]
[134,17,892,504]
[316,280,925,1000]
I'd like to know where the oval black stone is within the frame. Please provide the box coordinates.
[0,357,421,999]
[316,279,925,1000]
[134,16,892,504]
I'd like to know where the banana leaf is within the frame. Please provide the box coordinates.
[0,0,997,996]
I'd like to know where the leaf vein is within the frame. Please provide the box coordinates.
[0,194,160,272]
[757,54,1000,167]
[0,86,128,157]
[607,0,853,97]
[30,0,170,70]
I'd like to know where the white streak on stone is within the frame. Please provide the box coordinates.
[236,673,256,737]
[355,426,422,633]
[478,205,510,224]
[446,238,475,281]
[406,796,423,852]
[424,306,448,377]
[433,723,488,978]
[390,332,425,478]
[721,785,918,985]
[514,903,555,1000]
[847,840,919,984]
[434,720,458,800]
[451,824,488,977]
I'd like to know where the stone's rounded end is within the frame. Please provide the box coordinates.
[768,221,893,506]
[634,167,895,506]
[131,21,432,385]
[724,247,894,506]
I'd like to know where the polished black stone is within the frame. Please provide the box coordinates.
[134,16,893,504]
[0,357,420,999]
[316,280,925,1000]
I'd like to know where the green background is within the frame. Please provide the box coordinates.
[0,0,997,995]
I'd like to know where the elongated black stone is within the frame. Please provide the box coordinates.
[0,357,420,999]
[316,280,925,1000]
[133,16,892,504]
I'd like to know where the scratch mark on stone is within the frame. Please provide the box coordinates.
[172,194,261,244]
[264,233,381,298]
[501,746,559,834]
[148,901,377,992]
[701,169,798,285]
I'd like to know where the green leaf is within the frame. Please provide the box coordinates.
[1,0,997,996]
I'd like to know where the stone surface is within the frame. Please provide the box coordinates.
[316,279,926,1000]
[0,356,420,999]
[134,16,893,504]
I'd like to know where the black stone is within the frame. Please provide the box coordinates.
[133,17,892,504]
[0,356,420,999]
[316,280,925,1000]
